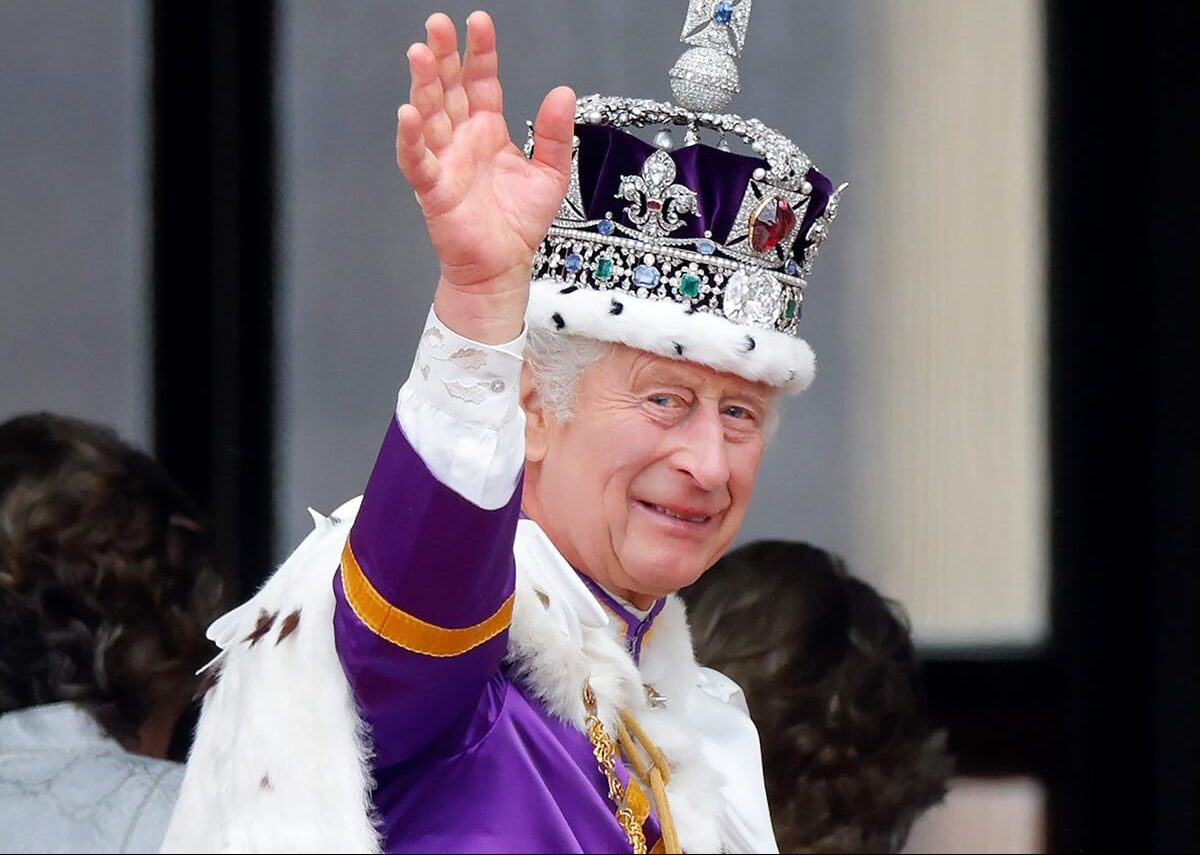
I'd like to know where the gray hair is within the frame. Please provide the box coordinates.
[524,327,612,422]
[524,327,782,439]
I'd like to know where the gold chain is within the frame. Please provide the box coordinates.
[583,682,648,854]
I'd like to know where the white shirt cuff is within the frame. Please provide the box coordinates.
[395,305,526,510]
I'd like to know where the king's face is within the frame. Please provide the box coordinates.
[523,345,774,608]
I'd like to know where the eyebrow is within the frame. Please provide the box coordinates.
[634,365,771,410]
[631,363,704,390]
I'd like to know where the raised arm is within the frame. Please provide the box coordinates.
[333,11,574,768]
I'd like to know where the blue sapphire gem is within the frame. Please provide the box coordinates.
[697,238,716,255]
[565,253,582,273]
[633,264,660,287]
[712,2,734,25]
[786,258,799,276]
[597,218,615,235]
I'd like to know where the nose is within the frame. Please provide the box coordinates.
[673,405,731,492]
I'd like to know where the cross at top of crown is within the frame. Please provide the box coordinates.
[680,0,752,57]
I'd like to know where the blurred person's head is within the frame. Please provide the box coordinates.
[0,413,228,758]
[683,539,952,853]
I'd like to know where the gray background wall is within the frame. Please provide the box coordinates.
[0,1,148,445]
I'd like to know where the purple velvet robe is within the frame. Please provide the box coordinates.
[333,418,664,853]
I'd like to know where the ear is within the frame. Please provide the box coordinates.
[521,363,549,463]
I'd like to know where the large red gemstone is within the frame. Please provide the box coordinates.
[750,196,796,253]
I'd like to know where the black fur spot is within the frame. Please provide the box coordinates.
[276,609,302,645]
[244,609,278,647]
[673,342,684,356]
[558,285,578,295]
[744,335,756,352]
[552,312,565,330]
[609,299,624,315]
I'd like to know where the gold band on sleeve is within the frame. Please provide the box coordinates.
[340,539,513,657]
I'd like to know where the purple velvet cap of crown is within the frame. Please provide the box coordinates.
[573,123,833,267]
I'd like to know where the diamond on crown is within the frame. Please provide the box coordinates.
[724,269,782,328]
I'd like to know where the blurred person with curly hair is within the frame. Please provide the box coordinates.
[0,413,230,853]
[682,540,953,854]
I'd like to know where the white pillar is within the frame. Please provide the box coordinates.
[847,1,1047,645]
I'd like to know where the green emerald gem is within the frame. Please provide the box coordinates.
[678,273,701,298]
[785,297,797,320]
[594,257,614,280]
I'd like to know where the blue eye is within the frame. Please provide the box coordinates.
[723,405,754,421]
[649,394,674,407]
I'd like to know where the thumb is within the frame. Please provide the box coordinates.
[530,86,576,184]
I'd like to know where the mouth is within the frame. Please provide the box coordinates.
[634,500,717,529]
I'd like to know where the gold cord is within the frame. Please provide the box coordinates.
[582,682,682,854]
[583,683,648,854]
[618,709,680,853]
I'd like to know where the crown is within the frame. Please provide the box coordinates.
[525,0,845,392]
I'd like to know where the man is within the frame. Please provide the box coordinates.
[165,6,843,853]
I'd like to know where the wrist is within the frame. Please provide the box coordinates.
[433,277,528,345]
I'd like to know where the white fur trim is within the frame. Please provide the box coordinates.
[526,277,816,393]
[162,497,379,854]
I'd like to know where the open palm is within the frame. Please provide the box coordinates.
[397,12,575,297]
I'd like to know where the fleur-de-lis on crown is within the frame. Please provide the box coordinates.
[617,150,699,239]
